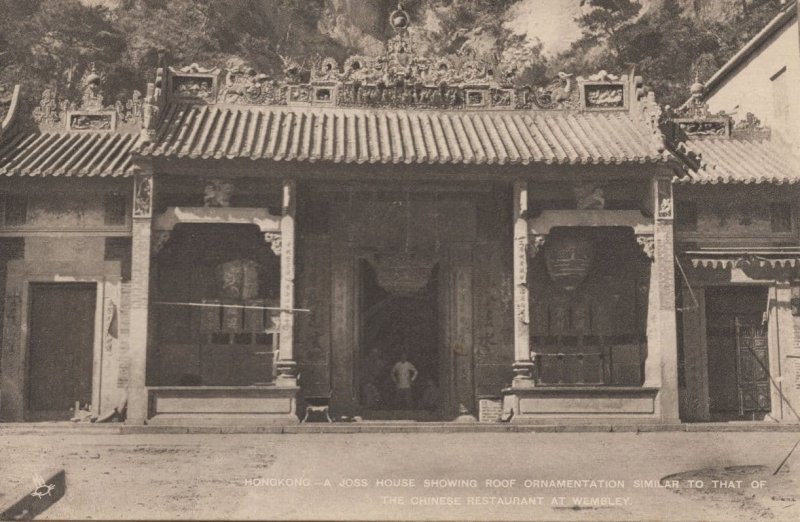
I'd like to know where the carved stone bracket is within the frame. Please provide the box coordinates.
[152,231,171,256]
[264,232,281,256]
[636,234,655,261]
[527,235,547,258]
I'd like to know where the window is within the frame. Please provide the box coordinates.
[104,237,132,280]
[770,202,792,232]
[2,194,27,226]
[103,194,128,226]
[675,200,698,232]
[771,66,789,133]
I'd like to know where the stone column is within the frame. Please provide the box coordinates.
[512,180,535,388]
[644,177,679,422]
[126,170,154,424]
[276,179,297,387]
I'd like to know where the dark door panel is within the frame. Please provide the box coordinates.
[28,283,96,413]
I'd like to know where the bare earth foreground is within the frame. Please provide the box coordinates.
[0,428,799,521]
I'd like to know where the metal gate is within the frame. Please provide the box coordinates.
[734,318,771,417]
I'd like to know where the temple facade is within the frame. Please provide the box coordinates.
[0,6,798,426]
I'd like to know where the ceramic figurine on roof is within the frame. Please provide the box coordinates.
[81,66,105,110]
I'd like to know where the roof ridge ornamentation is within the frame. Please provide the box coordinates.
[158,7,633,112]
[0,84,13,123]
[31,66,142,133]
[166,60,638,112]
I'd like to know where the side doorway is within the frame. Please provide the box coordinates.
[27,283,97,420]
[705,286,771,421]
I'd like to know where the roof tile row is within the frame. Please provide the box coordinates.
[0,131,137,178]
[137,104,667,166]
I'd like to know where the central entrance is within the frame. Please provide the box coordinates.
[358,258,441,420]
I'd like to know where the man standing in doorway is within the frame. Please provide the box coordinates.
[391,353,418,409]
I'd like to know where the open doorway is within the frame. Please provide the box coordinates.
[358,259,440,420]
[705,286,771,421]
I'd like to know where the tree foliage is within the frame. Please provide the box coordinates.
[557,0,787,107]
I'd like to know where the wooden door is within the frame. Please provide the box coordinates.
[27,283,96,414]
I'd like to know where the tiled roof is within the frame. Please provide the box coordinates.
[0,131,138,177]
[137,104,668,166]
[674,137,800,185]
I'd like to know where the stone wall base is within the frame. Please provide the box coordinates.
[143,386,299,426]
[503,386,666,424]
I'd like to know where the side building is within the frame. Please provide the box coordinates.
[668,88,800,423]
[0,73,138,421]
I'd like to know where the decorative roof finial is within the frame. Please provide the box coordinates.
[690,72,704,98]
[390,1,410,32]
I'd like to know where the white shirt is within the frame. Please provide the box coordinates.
[391,361,418,389]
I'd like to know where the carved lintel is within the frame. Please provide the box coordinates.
[527,235,546,257]
[636,234,655,261]
[152,231,171,256]
[133,174,153,218]
[264,232,281,256]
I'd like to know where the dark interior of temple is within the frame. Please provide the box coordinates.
[359,260,439,413]
[153,224,280,386]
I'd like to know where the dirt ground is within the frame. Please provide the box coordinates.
[0,428,799,520]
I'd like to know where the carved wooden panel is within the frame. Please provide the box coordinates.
[2,293,21,357]
[452,263,474,413]
[473,243,514,396]
[296,238,332,397]
[330,246,356,412]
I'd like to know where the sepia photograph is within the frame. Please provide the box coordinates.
[1,0,800,520]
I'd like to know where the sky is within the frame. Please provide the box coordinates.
[508,0,658,56]
[506,0,585,56]
[78,0,654,58]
